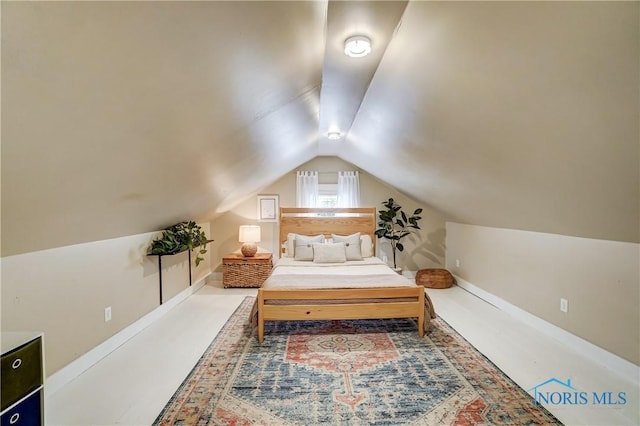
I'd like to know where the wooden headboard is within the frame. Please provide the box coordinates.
[279,207,377,255]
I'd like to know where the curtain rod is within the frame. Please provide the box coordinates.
[295,170,363,175]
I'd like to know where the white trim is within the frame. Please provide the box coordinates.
[454,275,640,385]
[45,272,211,396]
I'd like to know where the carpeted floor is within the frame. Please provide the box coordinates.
[154,297,561,425]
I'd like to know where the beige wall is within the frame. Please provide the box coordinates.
[209,156,448,271]
[0,223,212,375]
[446,222,640,366]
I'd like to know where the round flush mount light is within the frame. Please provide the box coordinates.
[344,35,371,58]
[327,131,342,140]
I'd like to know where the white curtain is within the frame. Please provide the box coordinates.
[296,171,319,207]
[336,171,360,207]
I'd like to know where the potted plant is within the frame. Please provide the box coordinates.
[375,198,423,271]
[148,221,211,266]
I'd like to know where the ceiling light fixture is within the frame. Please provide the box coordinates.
[327,131,342,140]
[344,35,371,58]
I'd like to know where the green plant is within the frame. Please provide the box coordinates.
[148,221,211,266]
[374,198,423,269]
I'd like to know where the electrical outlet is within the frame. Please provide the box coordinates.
[560,298,568,313]
[455,259,460,268]
[104,306,112,322]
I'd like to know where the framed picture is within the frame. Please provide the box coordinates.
[257,195,279,222]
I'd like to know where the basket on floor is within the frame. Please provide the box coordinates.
[415,268,455,289]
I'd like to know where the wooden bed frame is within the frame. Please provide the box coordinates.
[256,207,426,343]
[277,207,378,256]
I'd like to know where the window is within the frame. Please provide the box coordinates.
[317,184,338,208]
[296,171,360,210]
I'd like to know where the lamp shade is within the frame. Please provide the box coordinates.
[239,225,261,243]
[239,225,261,257]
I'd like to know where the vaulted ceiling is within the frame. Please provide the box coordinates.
[2,1,638,256]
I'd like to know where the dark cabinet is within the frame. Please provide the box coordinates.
[1,334,44,426]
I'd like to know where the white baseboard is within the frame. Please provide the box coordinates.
[45,272,211,396]
[454,275,640,385]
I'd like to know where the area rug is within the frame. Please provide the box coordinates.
[154,297,561,425]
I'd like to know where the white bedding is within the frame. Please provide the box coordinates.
[253,256,436,336]
[263,257,417,289]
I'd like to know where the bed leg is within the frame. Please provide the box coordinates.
[258,288,265,343]
[418,285,425,338]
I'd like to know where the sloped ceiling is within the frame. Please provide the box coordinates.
[2,1,638,256]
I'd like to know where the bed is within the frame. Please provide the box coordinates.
[253,207,436,343]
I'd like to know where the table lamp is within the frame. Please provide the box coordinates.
[239,225,261,257]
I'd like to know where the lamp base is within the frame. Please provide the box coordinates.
[241,243,258,257]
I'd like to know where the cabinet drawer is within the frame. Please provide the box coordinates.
[1,338,43,411]
[0,388,43,426]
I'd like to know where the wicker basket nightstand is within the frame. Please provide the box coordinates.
[223,253,273,288]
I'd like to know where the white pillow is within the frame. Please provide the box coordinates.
[360,234,374,258]
[313,242,346,263]
[287,233,324,258]
[331,232,363,261]
[294,235,324,261]
[325,235,372,257]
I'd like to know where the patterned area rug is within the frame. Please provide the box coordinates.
[154,297,561,425]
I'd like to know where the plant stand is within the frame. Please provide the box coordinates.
[148,239,213,305]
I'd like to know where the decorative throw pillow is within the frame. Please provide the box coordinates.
[360,234,374,258]
[286,233,297,257]
[313,242,346,263]
[294,235,324,261]
[288,233,324,258]
[332,232,363,261]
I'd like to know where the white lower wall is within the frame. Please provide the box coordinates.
[445,222,640,366]
[1,223,212,376]
[454,275,639,383]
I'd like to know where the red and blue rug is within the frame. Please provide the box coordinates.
[154,297,561,425]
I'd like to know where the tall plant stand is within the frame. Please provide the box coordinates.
[148,240,213,305]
